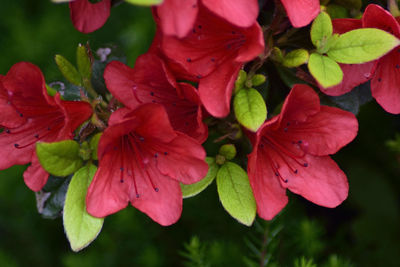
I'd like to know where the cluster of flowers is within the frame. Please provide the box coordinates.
[1,0,399,228]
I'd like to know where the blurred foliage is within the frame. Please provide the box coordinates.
[0,0,399,266]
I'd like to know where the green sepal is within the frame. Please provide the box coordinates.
[45,84,58,97]
[234,70,247,93]
[124,0,164,6]
[216,162,256,226]
[327,28,400,64]
[282,49,309,68]
[76,44,92,80]
[234,88,267,132]
[63,164,104,252]
[181,157,218,198]
[251,74,266,86]
[90,133,102,160]
[36,140,83,177]
[219,144,237,160]
[55,55,82,86]
[308,53,343,88]
[311,11,333,48]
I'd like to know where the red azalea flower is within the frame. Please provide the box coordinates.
[69,0,111,33]
[247,84,358,220]
[318,19,376,96]
[86,104,208,225]
[159,4,264,117]
[280,0,320,28]
[0,62,93,191]
[156,0,259,38]
[104,53,208,143]
[362,4,400,114]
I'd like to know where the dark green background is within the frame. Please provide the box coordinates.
[0,1,399,266]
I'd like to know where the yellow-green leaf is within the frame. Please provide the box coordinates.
[282,49,309,68]
[55,55,82,86]
[311,12,333,48]
[234,88,267,132]
[216,162,256,226]
[63,164,103,252]
[327,28,400,64]
[308,53,343,88]
[125,0,163,6]
[36,140,83,177]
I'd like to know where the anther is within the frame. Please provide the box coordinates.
[154,188,159,192]
[14,144,19,148]
[303,163,308,167]
[154,153,158,158]
[196,75,202,79]
[120,167,124,171]
[150,92,154,96]
[283,179,288,183]
[136,194,140,198]
[378,78,382,82]
[120,179,124,183]
[34,134,39,139]
[5,129,10,133]
[294,169,298,174]
[139,137,144,142]
[284,128,288,132]
[186,58,192,63]
[211,58,215,62]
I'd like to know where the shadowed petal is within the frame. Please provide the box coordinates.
[69,0,111,33]
[23,153,49,192]
[280,0,320,28]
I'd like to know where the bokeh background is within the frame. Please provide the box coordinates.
[0,1,399,266]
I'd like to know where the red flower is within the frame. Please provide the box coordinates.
[156,0,259,38]
[159,4,264,117]
[104,53,208,143]
[280,0,320,28]
[247,84,358,220]
[69,0,111,33]
[318,19,376,96]
[86,104,208,225]
[0,62,93,191]
[362,4,400,114]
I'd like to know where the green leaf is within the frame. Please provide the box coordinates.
[64,164,103,252]
[76,44,92,80]
[216,162,256,226]
[282,49,309,68]
[308,53,343,88]
[124,0,163,6]
[181,157,218,198]
[51,0,73,2]
[55,55,82,86]
[311,12,333,48]
[327,28,400,64]
[234,88,267,132]
[45,84,58,97]
[90,133,102,160]
[36,140,83,177]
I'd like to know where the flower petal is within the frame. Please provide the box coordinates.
[157,0,198,38]
[283,106,358,155]
[247,147,288,220]
[202,0,258,28]
[69,0,111,34]
[23,153,49,192]
[280,0,320,28]
[155,132,208,184]
[283,154,349,208]
[362,4,400,37]
[370,49,400,114]
[198,62,241,118]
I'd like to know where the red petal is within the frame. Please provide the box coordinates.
[332,18,361,34]
[155,132,208,184]
[198,62,241,118]
[157,0,198,38]
[283,154,349,208]
[23,153,49,192]
[86,150,130,217]
[62,100,93,134]
[0,80,25,128]
[278,84,320,125]
[202,0,258,28]
[362,4,400,37]
[318,62,376,96]
[280,0,320,28]
[104,61,139,109]
[370,49,400,114]
[283,106,358,155]
[69,0,111,34]
[247,146,288,220]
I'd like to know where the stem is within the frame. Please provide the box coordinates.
[389,0,400,17]
[259,223,270,267]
